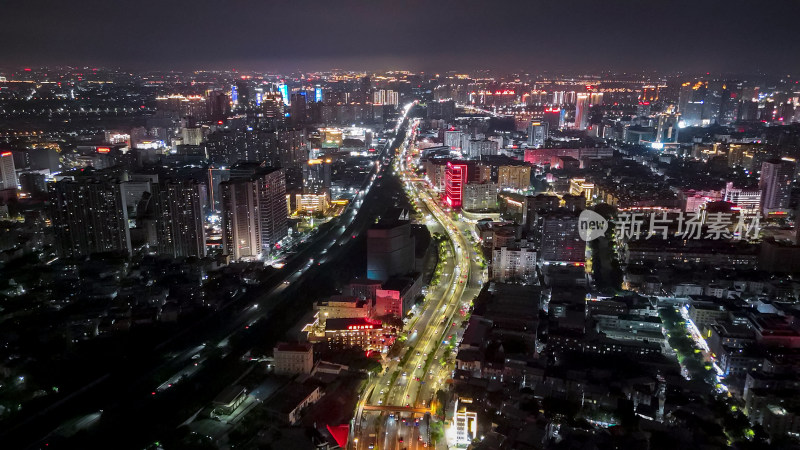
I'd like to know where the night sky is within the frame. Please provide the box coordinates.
[2,0,799,73]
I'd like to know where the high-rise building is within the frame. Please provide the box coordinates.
[275,128,307,170]
[464,140,498,158]
[373,89,399,106]
[50,178,132,257]
[539,211,585,263]
[366,218,415,282]
[0,151,17,190]
[234,81,251,109]
[492,246,537,282]
[445,130,464,149]
[181,126,204,146]
[262,92,285,127]
[278,83,290,106]
[574,93,590,130]
[253,166,287,253]
[19,171,47,196]
[427,100,456,122]
[207,166,230,213]
[656,112,680,143]
[303,158,332,194]
[637,101,652,117]
[496,165,532,191]
[156,179,207,258]
[719,84,740,125]
[678,80,709,126]
[386,90,399,106]
[524,194,561,232]
[290,92,308,125]
[445,161,469,209]
[641,85,661,102]
[206,90,229,122]
[359,76,372,103]
[542,107,563,131]
[221,166,288,261]
[759,158,796,214]
[462,182,498,210]
[373,90,385,105]
[527,121,549,148]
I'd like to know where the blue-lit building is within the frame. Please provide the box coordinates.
[278,83,290,106]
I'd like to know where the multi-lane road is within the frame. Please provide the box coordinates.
[351,120,486,450]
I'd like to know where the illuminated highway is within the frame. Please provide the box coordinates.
[351,117,486,450]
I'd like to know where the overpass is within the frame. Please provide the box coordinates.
[363,405,430,414]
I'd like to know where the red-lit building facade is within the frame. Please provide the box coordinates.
[445,161,469,209]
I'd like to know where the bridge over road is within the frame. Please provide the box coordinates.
[363,405,430,414]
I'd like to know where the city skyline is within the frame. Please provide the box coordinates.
[1,0,799,73]
[3,4,800,449]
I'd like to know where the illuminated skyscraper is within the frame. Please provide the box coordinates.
[221,165,287,261]
[278,83,290,106]
[445,161,469,209]
[230,85,239,107]
[574,93,589,130]
[0,151,17,190]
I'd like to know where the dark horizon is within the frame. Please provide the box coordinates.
[2,0,799,74]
